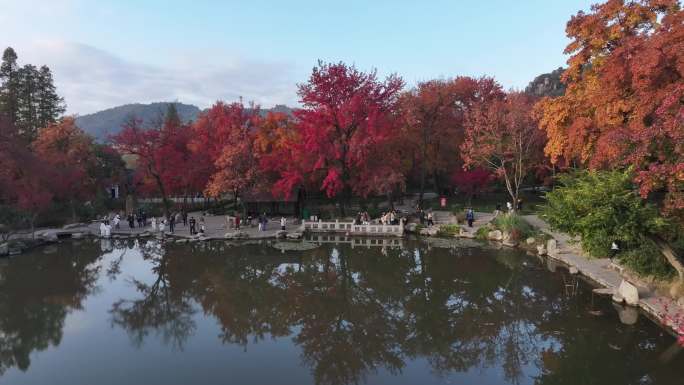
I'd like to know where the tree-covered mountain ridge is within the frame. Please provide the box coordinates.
[75,102,293,142]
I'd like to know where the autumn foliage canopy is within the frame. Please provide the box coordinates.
[536,0,684,216]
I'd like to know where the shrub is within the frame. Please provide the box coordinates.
[437,224,460,237]
[542,168,673,277]
[492,213,534,238]
[454,211,466,224]
[475,226,491,240]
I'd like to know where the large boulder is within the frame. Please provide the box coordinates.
[419,227,439,237]
[618,280,639,306]
[526,237,536,245]
[536,244,547,256]
[487,230,503,241]
[225,231,249,240]
[286,232,303,240]
[406,223,418,233]
[502,239,518,247]
[275,230,287,239]
[547,239,558,257]
[459,228,475,239]
[41,231,59,242]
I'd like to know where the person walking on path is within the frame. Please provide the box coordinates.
[169,214,175,233]
[113,214,121,230]
[189,216,196,235]
[466,208,475,228]
[199,217,206,235]
[261,213,268,231]
[280,216,286,230]
[235,213,241,230]
[182,211,188,226]
[151,217,157,232]
[426,212,434,227]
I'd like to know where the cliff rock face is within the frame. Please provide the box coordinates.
[525,67,566,98]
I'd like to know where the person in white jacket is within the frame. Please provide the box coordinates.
[151,217,157,231]
[280,217,286,230]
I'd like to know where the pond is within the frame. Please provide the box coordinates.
[0,238,682,385]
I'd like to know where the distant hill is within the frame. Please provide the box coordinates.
[75,102,201,142]
[525,67,566,98]
[76,102,294,142]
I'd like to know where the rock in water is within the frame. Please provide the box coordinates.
[526,237,536,245]
[275,230,287,239]
[618,280,639,306]
[614,303,639,325]
[537,244,547,256]
[547,239,558,257]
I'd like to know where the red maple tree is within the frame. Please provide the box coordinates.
[452,167,493,203]
[32,117,97,221]
[399,76,504,203]
[273,61,405,212]
[113,114,191,216]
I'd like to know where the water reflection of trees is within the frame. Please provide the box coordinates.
[110,240,196,350]
[107,240,681,385]
[0,242,101,375]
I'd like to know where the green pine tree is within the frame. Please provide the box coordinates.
[17,64,40,141]
[36,65,65,129]
[0,47,20,124]
[164,102,181,128]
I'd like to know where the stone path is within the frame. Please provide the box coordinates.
[523,214,683,336]
[37,212,304,241]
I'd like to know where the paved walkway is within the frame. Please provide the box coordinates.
[45,212,304,240]
[523,214,683,336]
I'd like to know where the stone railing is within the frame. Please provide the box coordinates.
[305,233,404,248]
[302,220,404,237]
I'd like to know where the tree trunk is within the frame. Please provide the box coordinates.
[30,215,36,240]
[652,236,684,283]
[70,199,77,224]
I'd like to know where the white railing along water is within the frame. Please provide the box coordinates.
[302,220,404,237]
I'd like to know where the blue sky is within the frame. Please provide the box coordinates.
[0,0,595,114]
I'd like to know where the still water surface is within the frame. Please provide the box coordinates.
[0,238,682,385]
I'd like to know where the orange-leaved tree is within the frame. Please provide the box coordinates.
[535,0,684,217]
[462,91,547,207]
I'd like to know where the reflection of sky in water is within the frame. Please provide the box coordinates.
[1,239,682,385]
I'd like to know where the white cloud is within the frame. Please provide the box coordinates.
[13,40,299,115]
